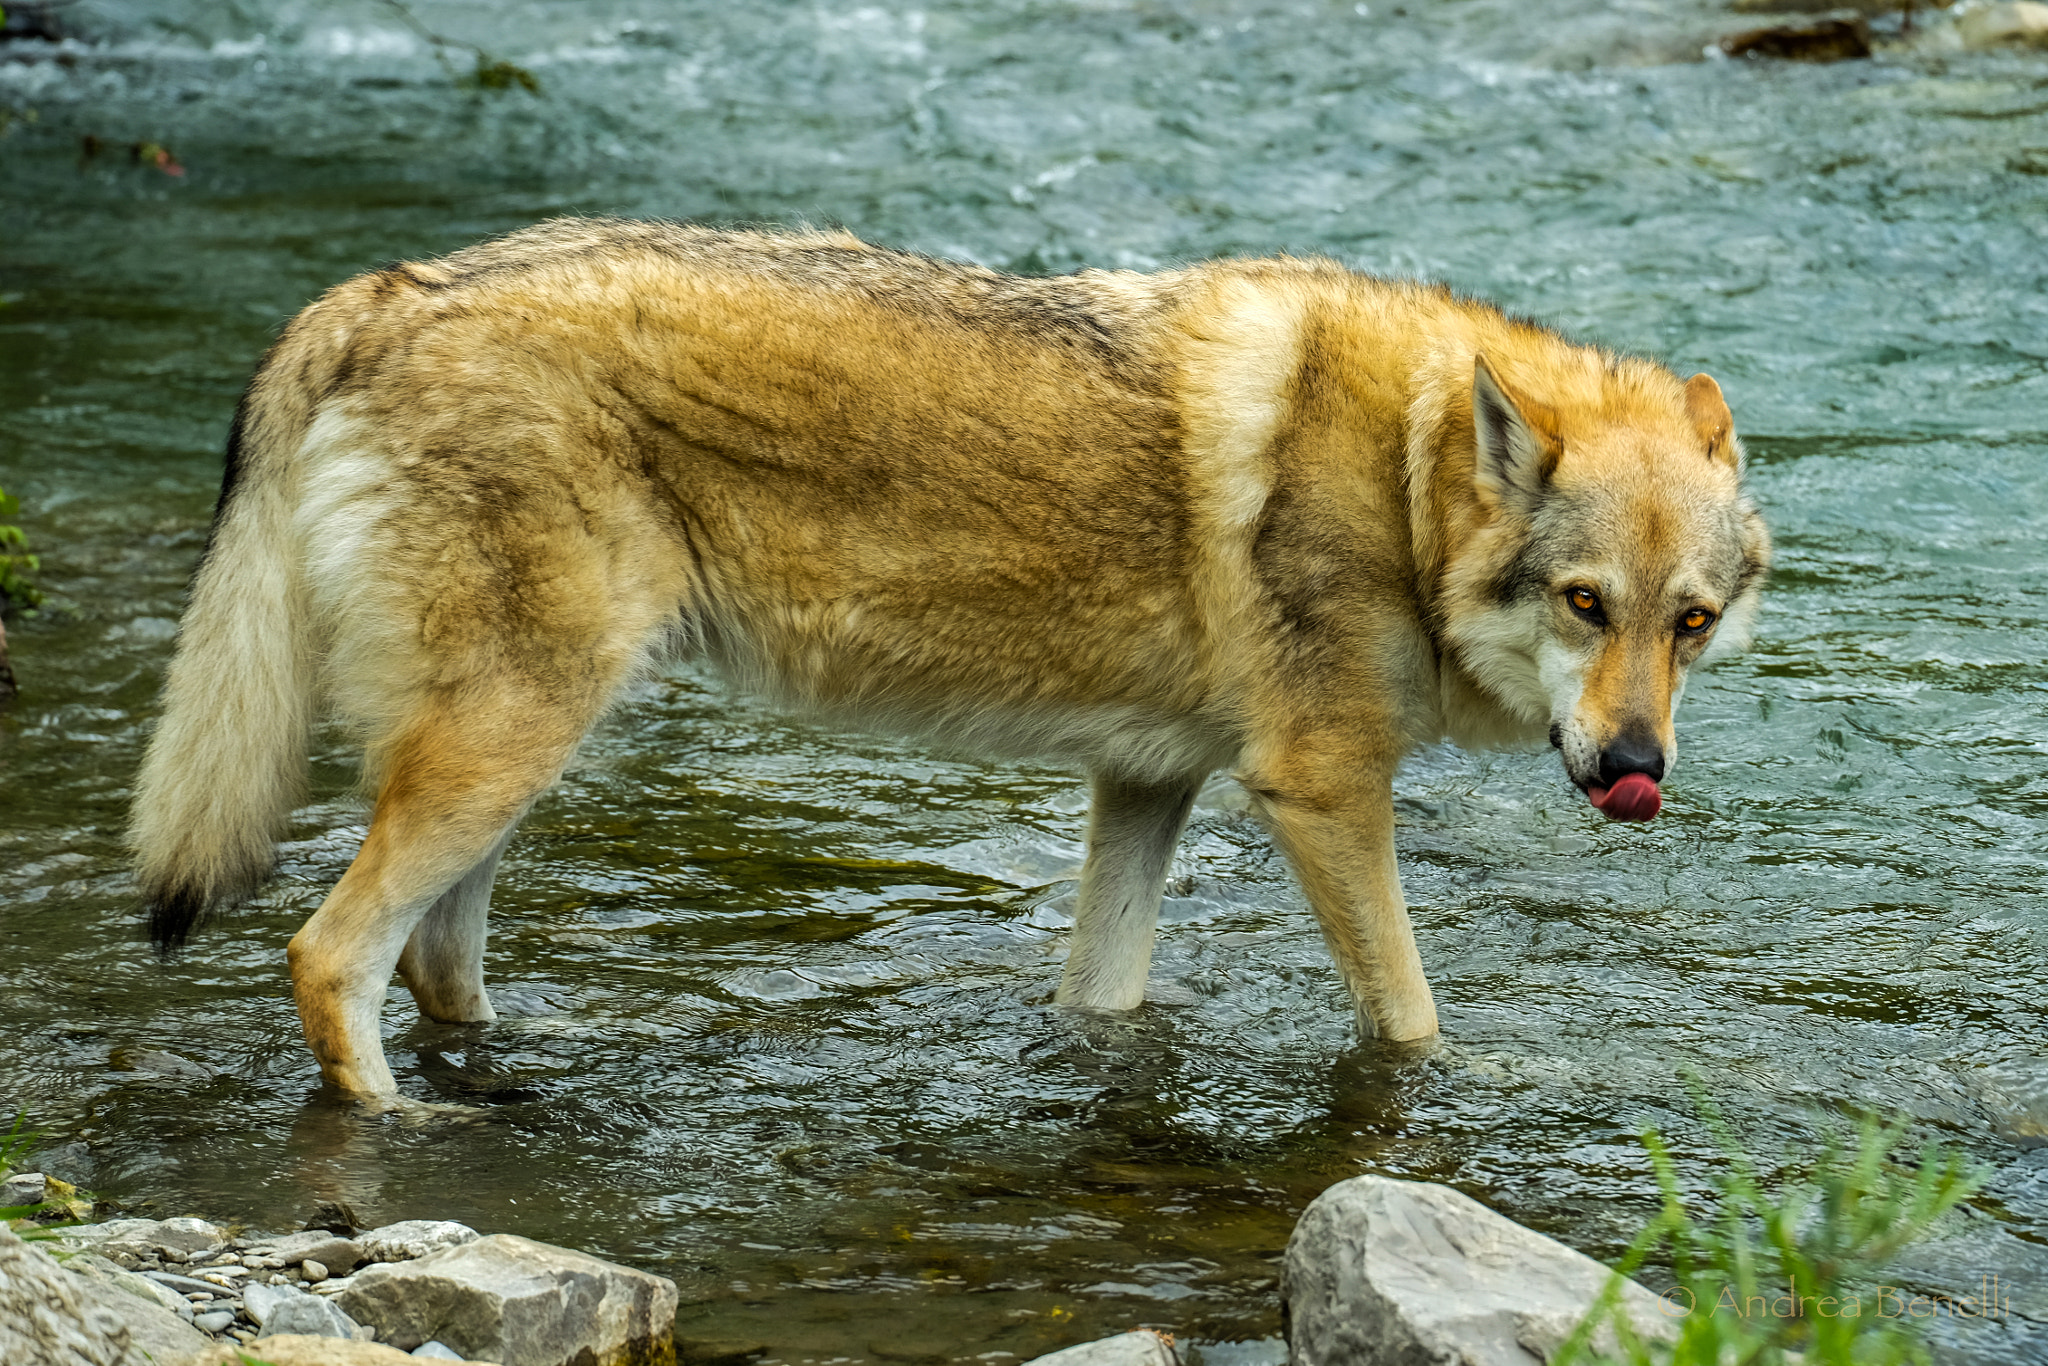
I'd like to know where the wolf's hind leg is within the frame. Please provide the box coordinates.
[288,687,595,1099]
[1054,772,1204,1011]
[397,831,511,1024]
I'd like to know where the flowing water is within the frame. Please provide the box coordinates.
[4,2,2048,1361]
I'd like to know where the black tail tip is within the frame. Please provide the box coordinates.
[145,886,210,955]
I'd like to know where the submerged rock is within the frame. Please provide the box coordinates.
[1280,1175,1670,1366]
[338,1233,678,1366]
[1720,17,1873,61]
[1021,1330,1179,1366]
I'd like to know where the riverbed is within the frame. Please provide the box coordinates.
[3,2,2047,1362]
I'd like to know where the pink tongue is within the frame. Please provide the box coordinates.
[1588,772,1661,822]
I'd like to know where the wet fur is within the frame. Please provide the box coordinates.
[130,218,1769,1099]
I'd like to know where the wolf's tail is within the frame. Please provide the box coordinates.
[131,367,317,951]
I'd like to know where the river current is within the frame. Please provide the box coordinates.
[3,2,2047,1362]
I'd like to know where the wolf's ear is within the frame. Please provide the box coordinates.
[1472,354,1562,504]
[1684,373,1741,471]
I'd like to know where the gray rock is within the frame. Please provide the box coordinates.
[0,1222,141,1366]
[245,1279,297,1326]
[66,1255,198,1323]
[1022,1330,1179,1366]
[47,1219,156,1251]
[258,1283,365,1340]
[338,1233,678,1366]
[1281,1175,1672,1366]
[360,1220,480,1263]
[2,1171,49,1207]
[194,1310,237,1334]
[306,1259,331,1282]
[61,1255,216,1362]
[98,1216,227,1262]
[412,1343,467,1360]
[251,1230,365,1274]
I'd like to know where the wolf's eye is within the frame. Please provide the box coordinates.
[1567,587,1601,615]
[1679,607,1716,634]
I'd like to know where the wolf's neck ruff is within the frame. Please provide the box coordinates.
[129,218,1769,1100]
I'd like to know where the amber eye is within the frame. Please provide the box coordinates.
[1679,607,1717,634]
[1567,587,1601,614]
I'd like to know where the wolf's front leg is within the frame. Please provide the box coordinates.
[1054,772,1205,1010]
[1249,753,1438,1042]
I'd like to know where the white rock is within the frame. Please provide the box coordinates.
[359,1220,480,1263]
[1022,1330,1179,1366]
[413,1343,467,1360]
[1,1171,49,1207]
[1281,1175,1672,1366]
[1,1222,139,1366]
[1960,1,2048,49]
[305,1259,330,1282]
[338,1233,677,1366]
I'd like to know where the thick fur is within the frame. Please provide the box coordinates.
[130,219,1769,1099]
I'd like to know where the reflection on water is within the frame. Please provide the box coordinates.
[3,2,2047,1362]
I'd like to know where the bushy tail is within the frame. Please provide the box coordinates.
[132,392,314,950]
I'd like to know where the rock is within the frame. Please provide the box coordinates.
[1719,16,1872,61]
[1021,1330,1179,1366]
[192,1311,235,1334]
[263,1287,364,1339]
[1280,1175,1671,1366]
[360,1220,481,1263]
[177,1334,504,1366]
[306,1259,331,1282]
[338,1233,678,1366]
[99,1217,227,1262]
[246,1279,364,1338]
[144,1270,230,1298]
[306,1200,365,1236]
[2,1171,49,1207]
[412,1344,467,1360]
[1961,2,2048,50]
[34,1142,96,1186]
[250,1230,365,1274]
[65,1262,214,1362]
[67,1255,199,1323]
[0,1221,142,1366]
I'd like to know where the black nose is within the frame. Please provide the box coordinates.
[1597,731,1665,787]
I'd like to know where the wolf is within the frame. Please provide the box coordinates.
[130,218,1769,1102]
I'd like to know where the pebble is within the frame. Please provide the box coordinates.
[193,1310,236,1333]
[145,1270,228,1296]
[304,1259,329,1282]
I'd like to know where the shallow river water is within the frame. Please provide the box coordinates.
[4,2,2048,1362]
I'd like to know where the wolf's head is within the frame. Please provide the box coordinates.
[1440,354,1770,821]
